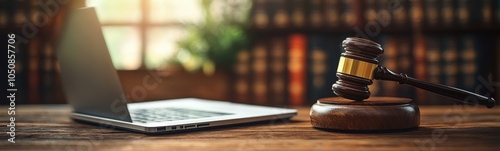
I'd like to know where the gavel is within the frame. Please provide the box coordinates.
[331,37,495,108]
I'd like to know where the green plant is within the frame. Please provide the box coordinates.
[176,0,251,75]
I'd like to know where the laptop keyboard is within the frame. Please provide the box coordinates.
[130,107,231,123]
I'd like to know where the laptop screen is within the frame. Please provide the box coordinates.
[57,7,132,122]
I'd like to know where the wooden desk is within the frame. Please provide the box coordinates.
[1,105,499,151]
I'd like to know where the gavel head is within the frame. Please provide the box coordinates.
[332,37,384,101]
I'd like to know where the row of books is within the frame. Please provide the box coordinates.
[251,0,500,31]
[253,0,358,29]
[1,0,73,104]
[247,0,499,106]
[232,34,343,106]
[373,34,493,105]
[420,0,498,30]
[231,34,494,106]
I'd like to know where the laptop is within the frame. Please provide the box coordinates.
[56,7,297,134]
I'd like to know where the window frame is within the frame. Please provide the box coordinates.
[94,0,189,70]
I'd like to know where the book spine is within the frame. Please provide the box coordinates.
[425,36,441,104]
[411,0,426,103]
[437,36,460,104]
[456,0,469,26]
[380,36,398,97]
[324,0,340,28]
[413,34,427,104]
[12,10,25,27]
[327,35,342,97]
[364,0,377,24]
[459,36,477,90]
[375,0,410,29]
[252,0,269,29]
[441,37,458,87]
[396,37,413,98]
[424,0,440,28]
[307,35,328,104]
[41,43,55,103]
[271,0,289,29]
[308,0,324,28]
[251,40,269,105]
[290,0,307,28]
[39,0,62,103]
[340,0,361,27]
[0,2,7,29]
[463,0,491,27]
[480,0,492,26]
[393,0,409,27]
[233,50,251,103]
[288,34,307,106]
[441,0,455,26]
[269,36,287,106]
[411,0,424,29]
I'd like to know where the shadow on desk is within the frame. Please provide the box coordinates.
[73,118,305,136]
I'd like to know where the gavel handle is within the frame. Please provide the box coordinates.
[374,66,495,108]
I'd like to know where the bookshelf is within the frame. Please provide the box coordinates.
[233,0,500,106]
[1,0,499,106]
[1,0,83,104]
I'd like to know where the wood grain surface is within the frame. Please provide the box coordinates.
[1,105,500,151]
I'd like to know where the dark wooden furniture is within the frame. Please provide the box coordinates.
[310,97,420,130]
[1,105,499,150]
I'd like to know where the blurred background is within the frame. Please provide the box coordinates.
[1,0,499,106]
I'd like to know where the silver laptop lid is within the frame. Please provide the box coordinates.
[57,7,132,122]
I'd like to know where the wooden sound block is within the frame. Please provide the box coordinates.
[310,97,420,131]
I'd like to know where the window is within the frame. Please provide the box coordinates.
[86,0,203,70]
